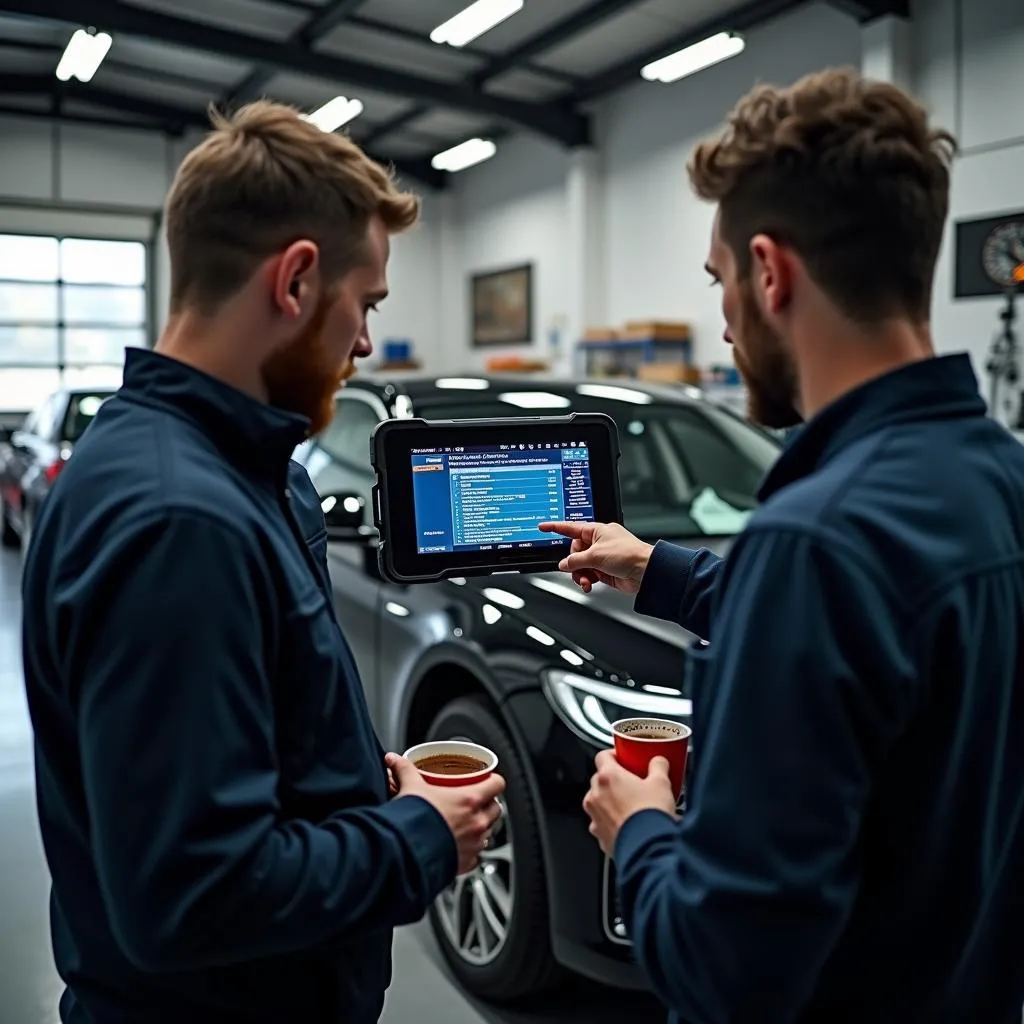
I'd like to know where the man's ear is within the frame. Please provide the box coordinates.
[749,233,793,316]
[270,240,320,320]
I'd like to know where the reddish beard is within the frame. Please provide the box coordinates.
[733,278,802,430]
[261,294,354,436]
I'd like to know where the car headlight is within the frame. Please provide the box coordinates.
[542,669,692,748]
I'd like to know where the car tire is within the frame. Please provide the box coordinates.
[426,695,560,1002]
[0,498,16,549]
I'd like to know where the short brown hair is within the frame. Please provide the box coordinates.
[688,68,957,324]
[165,100,420,315]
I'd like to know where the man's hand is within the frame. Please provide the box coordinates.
[538,521,654,595]
[584,750,678,858]
[385,753,505,875]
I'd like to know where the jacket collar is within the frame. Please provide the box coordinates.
[120,347,310,478]
[760,353,986,500]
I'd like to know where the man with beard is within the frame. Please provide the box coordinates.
[21,101,504,1024]
[542,69,1024,1022]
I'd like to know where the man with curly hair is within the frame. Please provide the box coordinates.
[544,69,1024,1022]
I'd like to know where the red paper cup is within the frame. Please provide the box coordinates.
[612,718,692,799]
[403,740,498,788]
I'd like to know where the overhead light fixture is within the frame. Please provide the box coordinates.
[302,96,364,133]
[55,28,113,84]
[431,0,524,48]
[641,31,745,84]
[432,138,497,173]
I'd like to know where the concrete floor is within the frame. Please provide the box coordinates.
[0,547,663,1024]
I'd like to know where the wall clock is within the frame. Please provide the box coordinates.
[955,211,1024,298]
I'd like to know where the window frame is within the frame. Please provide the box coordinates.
[0,231,151,380]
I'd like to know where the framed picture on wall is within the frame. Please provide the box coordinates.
[471,263,533,347]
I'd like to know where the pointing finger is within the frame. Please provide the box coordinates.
[539,521,584,538]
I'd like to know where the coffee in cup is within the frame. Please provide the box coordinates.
[403,740,498,788]
[612,717,692,799]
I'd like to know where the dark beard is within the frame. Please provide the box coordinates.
[260,296,351,436]
[734,281,802,430]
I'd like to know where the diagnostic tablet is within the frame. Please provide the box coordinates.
[371,413,622,584]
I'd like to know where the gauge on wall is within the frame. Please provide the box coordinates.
[955,211,1024,298]
[982,221,1024,288]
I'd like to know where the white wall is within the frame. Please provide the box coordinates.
[599,2,861,368]
[443,0,1024,384]
[0,116,443,367]
[441,134,569,371]
[914,0,1024,372]
[3,0,1023,382]
[441,2,864,370]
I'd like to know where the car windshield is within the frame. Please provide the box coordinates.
[414,386,780,540]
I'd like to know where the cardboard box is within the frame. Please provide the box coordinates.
[621,320,691,341]
[637,363,700,384]
[580,327,620,342]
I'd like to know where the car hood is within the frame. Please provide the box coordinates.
[458,536,732,690]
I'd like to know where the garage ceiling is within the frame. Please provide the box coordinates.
[0,0,908,188]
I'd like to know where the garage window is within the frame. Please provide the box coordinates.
[0,233,148,413]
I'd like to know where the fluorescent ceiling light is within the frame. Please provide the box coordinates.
[55,28,113,84]
[432,138,497,173]
[431,0,524,47]
[641,32,745,84]
[303,96,364,133]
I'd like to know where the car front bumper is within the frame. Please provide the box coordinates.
[502,689,648,991]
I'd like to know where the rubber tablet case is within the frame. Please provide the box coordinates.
[369,414,622,585]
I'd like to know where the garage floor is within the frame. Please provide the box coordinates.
[0,548,663,1024]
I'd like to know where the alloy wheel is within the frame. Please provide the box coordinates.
[433,732,515,967]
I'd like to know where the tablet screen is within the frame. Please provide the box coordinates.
[372,413,621,584]
[411,442,594,554]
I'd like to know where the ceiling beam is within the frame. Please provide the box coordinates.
[359,105,428,148]
[0,0,589,146]
[225,0,373,108]
[346,14,583,87]
[0,72,448,189]
[572,0,811,102]
[356,2,650,147]
[0,100,162,133]
[0,38,230,94]
[824,0,909,20]
[470,0,645,87]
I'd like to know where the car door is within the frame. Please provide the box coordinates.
[302,391,387,719]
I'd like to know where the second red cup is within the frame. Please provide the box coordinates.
[612,717,692,799]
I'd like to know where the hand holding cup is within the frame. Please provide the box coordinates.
[386,742,505,876]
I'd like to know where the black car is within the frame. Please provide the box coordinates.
[292,375,781,1001]
[0,387,116,550]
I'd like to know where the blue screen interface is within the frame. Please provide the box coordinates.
[411,442,594,554]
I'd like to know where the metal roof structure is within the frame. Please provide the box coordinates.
[0,0,907,189]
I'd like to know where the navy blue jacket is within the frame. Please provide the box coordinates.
[620,354,1024,1023]
[21,349,457,1023]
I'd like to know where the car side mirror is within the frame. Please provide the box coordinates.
[321,491,372,542]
